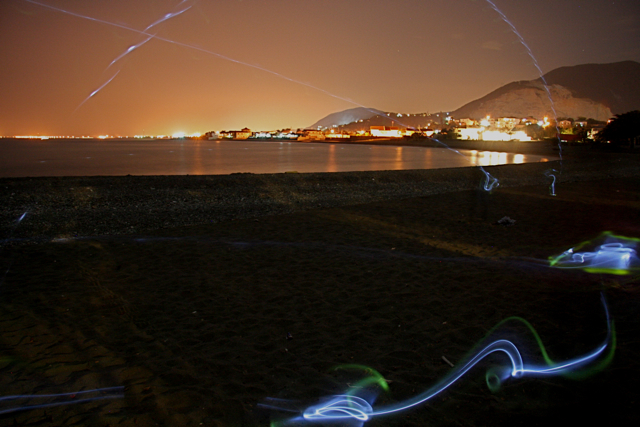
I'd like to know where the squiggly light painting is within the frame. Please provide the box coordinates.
[264,294,614,426]
[550,232,640,275]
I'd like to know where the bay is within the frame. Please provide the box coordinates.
[0,139,552,177]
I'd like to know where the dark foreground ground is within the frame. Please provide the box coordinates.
[0,147,639,426]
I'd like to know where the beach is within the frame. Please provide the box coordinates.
[1,147,639,426]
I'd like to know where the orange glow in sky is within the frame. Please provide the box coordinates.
[1,0,638,136]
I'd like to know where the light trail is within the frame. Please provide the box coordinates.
[550,232,640,275]
[22,0,367,111]
[143,5,191,33]
[544,168,558,196]
[107,5,192,70]
[428,137,500,191]
[88,2,191,107]
[483,0,563,194]
[106,35,154,69]
[0,386,124,415]
[266,294,614,425]
[73,70,120,113]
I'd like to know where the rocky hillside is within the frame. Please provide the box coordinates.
[452,80,613,121]
[540,61,640,115]
[453,61,639,121]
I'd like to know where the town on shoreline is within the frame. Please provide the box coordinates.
[4,112,607,145]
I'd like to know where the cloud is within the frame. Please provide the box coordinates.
[482,40,502,51]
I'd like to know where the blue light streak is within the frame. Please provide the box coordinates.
[483,1,558,123]
[544,168,558,196]
[270,294,614,424]
[426,0,569,192]
[483,0,563,187]
[0,386,124,415]
[83,2,191,108]
[304,395,372,422]
[430,137,500,191]
[107,35,154,69]
[143,6,192,33]
[22,0,366,111]
[73,70,121,113]
[107,5,192,70]
[550,232,640,275]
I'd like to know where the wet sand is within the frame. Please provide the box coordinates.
[1,155,640,426]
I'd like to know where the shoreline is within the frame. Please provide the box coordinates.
[230,136,627,157]
[2,153,639,241]
[307,136,561,156]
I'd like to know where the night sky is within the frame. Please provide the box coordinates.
[1,0,638,136]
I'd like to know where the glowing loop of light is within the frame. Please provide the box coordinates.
[550,232,640,275]
[483,172,500,191]
[565,244,635,271]
[294,294,613,424]
[303,395,373,422]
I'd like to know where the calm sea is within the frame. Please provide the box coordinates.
[0,139,552,177]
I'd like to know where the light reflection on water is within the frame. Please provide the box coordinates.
[0,139,554,177]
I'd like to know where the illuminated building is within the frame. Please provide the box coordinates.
[220,128,252,139]
[297,129,326,141]
[370,126,402,138]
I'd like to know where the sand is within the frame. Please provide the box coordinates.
[1,152,640,426]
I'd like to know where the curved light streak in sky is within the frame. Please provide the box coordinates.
[83,2,191,107]
[107,5,192,70]
[73,70,121,113]
[22,0,365,111]
[484,0,562,193]
[483,1,559,124]
[268,294,614,425]
[106,35,154,70]
[143,6,192,33]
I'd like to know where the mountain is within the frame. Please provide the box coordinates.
[452,61,640,121]
[311,61,640,129]
[309,107,384,129]
[540,61,640,115]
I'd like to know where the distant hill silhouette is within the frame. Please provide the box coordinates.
[309,107,384,129]
[312,109,446,132]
